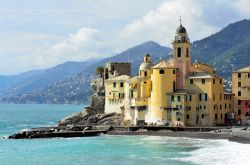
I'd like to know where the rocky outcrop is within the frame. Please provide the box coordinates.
[58,107,123,126]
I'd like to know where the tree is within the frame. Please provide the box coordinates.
[96,66,104,78]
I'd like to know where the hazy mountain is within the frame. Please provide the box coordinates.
[0,70,44,92]
[0,59,101,97]
[0,41,171,104]
[1,19,250,104]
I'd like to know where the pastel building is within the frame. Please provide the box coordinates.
[104,23,234,127]
[232,66,250,125]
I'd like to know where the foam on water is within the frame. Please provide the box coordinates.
[174,139,250,165]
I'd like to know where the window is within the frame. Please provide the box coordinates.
[221,114,223,119]
[180,105,182,110]
[119,93,124,99]
[113,82,116,88]
[213,79,215,84]
[171,95,175,102]
[220,79,222,84]
[238,82,241,87]
[204,105,206,109]
[225,103,227,109]
[120,82,124,87]
[186,114,190,119]
[178,96,181,102]
[145,71,147,77]
[215,114,218,119]
[238,109,241,115]
[248,73,250,78]
[200,93,207,101]
[144,81,147,84]
[238,100,241,105]
[188,95,192,101]
[186,48,189,57]
[159,69,164,74]
[177,47,181,57]
[201,114,205,118]
[238,73,241,78]
[238,91,241,96]
[220,104,222,109]
[130,91,134,98]
[229,104,231,109]
[173,70,176,74]
[205,93,208,101]
[173,81,176,91]
[202,79,205,84]
[190,79,193,84]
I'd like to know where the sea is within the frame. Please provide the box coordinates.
[0,104,250,165]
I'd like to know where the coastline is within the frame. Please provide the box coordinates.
[7,124,250,144]
[107,130,250,144]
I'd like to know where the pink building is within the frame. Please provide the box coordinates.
[240,99,250,125]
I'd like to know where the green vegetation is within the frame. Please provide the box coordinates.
[191,19,250,79]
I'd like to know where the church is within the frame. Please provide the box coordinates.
[103,22,234,127]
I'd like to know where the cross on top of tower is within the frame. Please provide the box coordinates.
[179,16,182,25]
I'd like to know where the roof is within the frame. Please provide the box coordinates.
[139,62,153,71]
[176,24,186,33]
[106,75,130,81]
[151,60,176,69]
[189,72,216,79]
[235,66,250,73]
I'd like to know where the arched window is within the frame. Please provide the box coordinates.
[159,69,164,74]
[145,71,147,77]
[186,48,189,57]
[177,47,181,57]
[113,82,116,88]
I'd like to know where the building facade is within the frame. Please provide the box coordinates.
[232,67,250,125]
[103,23,235,127]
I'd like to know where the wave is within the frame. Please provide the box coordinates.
[174,140,250,165]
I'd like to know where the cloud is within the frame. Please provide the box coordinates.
[1,0,250,75]
[33,27,107,67]
[120,0,250,47]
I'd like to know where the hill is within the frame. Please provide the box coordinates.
[191,19,250,79]
[0,59,100,98]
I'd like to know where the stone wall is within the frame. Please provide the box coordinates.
[91,95,105,114]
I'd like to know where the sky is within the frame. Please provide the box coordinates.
[0,0,250,75]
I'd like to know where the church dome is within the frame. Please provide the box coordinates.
[139,62,153,71]
[176,24,186,33]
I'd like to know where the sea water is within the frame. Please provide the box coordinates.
[0,104,250,165]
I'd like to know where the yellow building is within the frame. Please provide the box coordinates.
[232,66,250,125]
[104,22,234,127]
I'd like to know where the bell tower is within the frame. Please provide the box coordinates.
[172,18,191,89]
